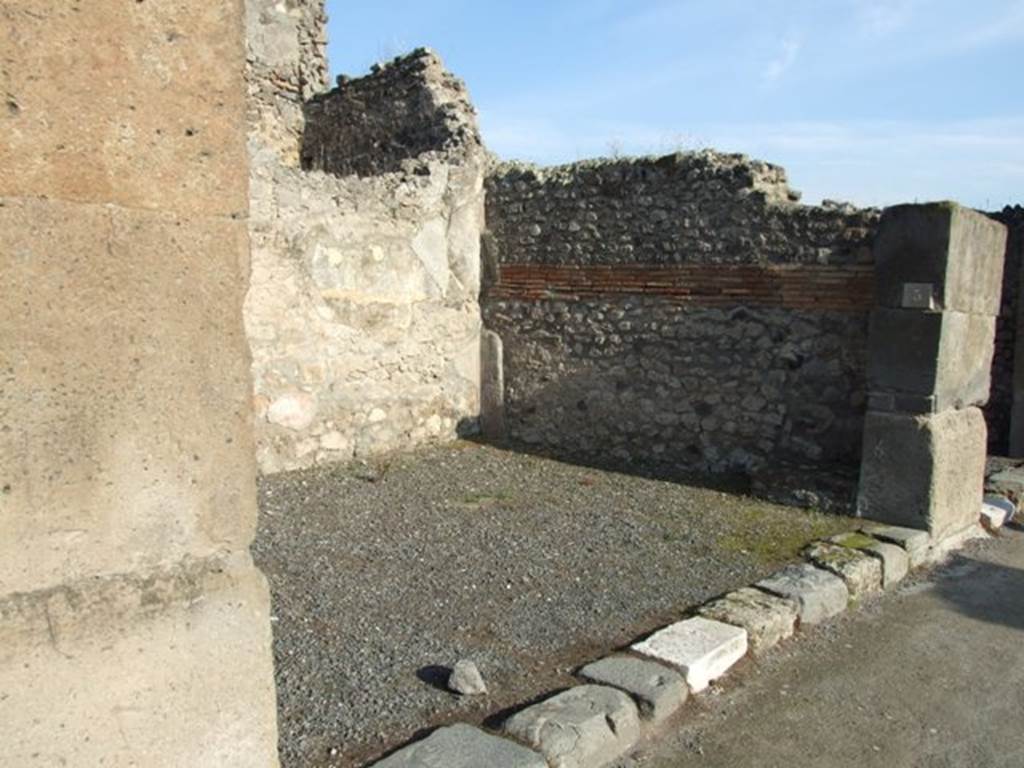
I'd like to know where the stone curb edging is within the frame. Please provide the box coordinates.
[365,502,1015,767]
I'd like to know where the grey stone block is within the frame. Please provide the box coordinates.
[697,587,799,655]
[860,523,931,568]
[756,563,850,625]
[503,685,640,768]
[830,533,910,588]
[372,724,546,768]
[578,656,687,724]
[873,203,1007,316]
[867,309,995,411]
[804,542,882,599]
[857,407,987,542]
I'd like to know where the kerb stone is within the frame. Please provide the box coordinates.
[503,685,640,768]
[578,656,687,724]
[981,496,1014,531]
[804,542,882,599]
[631,616,748,693]
[756,563,850,625]
[860,524,931,568]
[697,587,798,656]
[372,723,546,768]
[830,533,910,588]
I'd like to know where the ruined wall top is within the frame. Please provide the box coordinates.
[487,151,879,267]
[301,48,484,177]
[246,0,329,165]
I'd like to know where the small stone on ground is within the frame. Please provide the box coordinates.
[631,616,748,693]
[370,723,546,768]
[503,685,640,768]
[757,563,849,624]
[804,542,882,599]
[578,655,687,723]
[449,660,487,696]
[698,587,798,655]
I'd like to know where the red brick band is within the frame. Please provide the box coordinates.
[489,263,875,312]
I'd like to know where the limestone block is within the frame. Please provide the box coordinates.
[756,563,850,625]
[0,198,257,595]
[873,203,1008,316]
[857,408,987,542]
[0,557,279,768]
[981,496,1014,531]
[503,685,640,768]
[829,533,910,588]
[372,724,545,768]
[0,1,248,217]
[860,524,931,568]
[578,656,688,724]
[867,309,996,411]
[697,587,799,656]
[804,542,882,599]
[631,617,748,693]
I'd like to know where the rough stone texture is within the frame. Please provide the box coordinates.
[867,309,996,412]
[804,542,883,599]
[578,656,688,723]
[857,408,988,542]
[503,685,641,768]
[757,563,850,624]
[484,300,870,475]
[245,35,487,472]
[829,533,910,588]
[449,659,487,696]
[631,616,748,693]
[861,524,931,568]
[697,587,799,656]
[486,154,878,267]
[371,724,546,768]
[873,203,1008,317]
[1,2,279,765]
[482,154,878,476]
[984,206,1022,453]
[302,49,483,177]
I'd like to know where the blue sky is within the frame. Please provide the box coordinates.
[326,1,1022,209]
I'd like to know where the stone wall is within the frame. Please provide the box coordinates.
[1,2,278,764]
[986,205,1024,454]
[483,153,880,478]
[245,4,486,473]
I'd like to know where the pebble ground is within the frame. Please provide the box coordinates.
[253,442,856,767]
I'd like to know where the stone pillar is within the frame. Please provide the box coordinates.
[0,3,280,766]
[481,329,507,440]
[857,203,1008,541]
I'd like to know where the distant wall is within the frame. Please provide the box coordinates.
[986,205,1024,454]
[483,153,880,476]
[244,16,486,472]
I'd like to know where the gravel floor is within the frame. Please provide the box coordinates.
[253,442,857,767]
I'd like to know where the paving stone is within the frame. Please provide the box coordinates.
[861,523,931,568]
[756,563,850,625]
[630,617,747,693]
[503,685,640,768]
[697,587,798,656]
[578,655,687,724]
[830,533,910,588]
[804,542,883,600]
[372,723,546,768]
[981,496,1014,532]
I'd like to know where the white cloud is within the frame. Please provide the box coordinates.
[855,0,918,37]
[762,35,803,84]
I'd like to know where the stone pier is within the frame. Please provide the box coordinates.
[0,3,280,766]
[857,203,1008,539]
